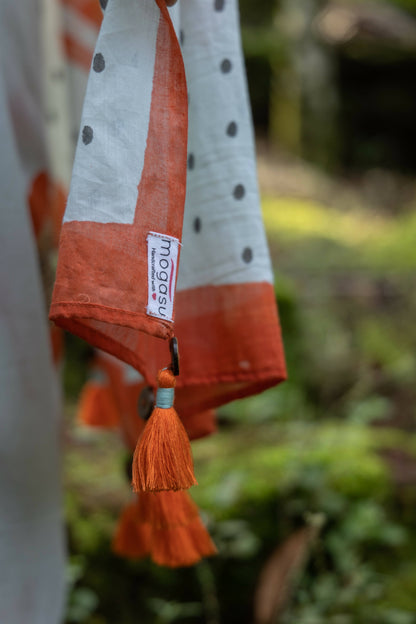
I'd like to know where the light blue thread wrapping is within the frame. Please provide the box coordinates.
[156,387,174,409]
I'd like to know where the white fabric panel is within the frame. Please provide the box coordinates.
[0,30,65,624]
[67,64,95,155]
[64,0,160,224]
[167,3,180,35]
[176,0,274,290]
[60,8,101,163]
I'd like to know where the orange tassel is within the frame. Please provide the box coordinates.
[151,524,202,567]
[112,491,217,567]
[187,516,218,558]
[132,369,197,492]
[112,498,151,559]
[147,490,217,567]
[150,512,217,568]
[142,490,199,527]
[78,381,120,428]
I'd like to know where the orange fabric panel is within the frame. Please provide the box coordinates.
[50,324,64,365]
[28,173,66,369]
[78,381,120,427]
[50,4,188,360]
[28,172,50,240]
[28,171,66,246]
[61,0,103,28]
[75,282,286,420]
[62,33,94,73]
[139,282,287,416]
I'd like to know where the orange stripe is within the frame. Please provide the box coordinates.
[138,282,287,416]
[61,0,103,28]
[62,33,93,72]
[28,171,50,239]
[52,282,286,415]
[28,171,67,246]
[77,382,121,427]
[50,325,64,365]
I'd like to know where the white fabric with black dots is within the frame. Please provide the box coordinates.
[64,0,159,224]
[65,0,273,286]
[175,0,274,290]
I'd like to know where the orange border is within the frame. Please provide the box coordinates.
[61,0,103,28]
[62,33,94,72]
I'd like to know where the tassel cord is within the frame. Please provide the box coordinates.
[156,387,174,409]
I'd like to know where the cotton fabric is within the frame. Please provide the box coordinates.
[51,0,286,414]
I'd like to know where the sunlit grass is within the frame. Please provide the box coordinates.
[262,197,387,246]
[262,196,416,271]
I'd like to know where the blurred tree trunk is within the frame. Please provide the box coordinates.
[270,0,339,168]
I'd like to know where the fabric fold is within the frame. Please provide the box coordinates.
[50,0,286,409]
[50,0,188,363]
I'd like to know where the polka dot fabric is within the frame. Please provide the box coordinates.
[64,0,161,224]
[51,0,286,415]
[177,0,274,291]
[51,0,188,354]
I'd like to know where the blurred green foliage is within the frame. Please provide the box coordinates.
[241,0,416,172]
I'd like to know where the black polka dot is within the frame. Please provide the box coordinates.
[242,247,253,263]
[82,125,93,145]
[188,153,195,170]
[99,0,108,10]
[180,30,185,46]
[226,121,238,137]
[214,0,225,10]
[220,59,232,73]
[194,217,201,233]
[93,53,105,73]
[233,184,245,199]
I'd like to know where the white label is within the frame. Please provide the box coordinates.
[146,232,180,322]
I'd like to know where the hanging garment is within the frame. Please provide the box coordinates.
[49,0,287,569]
[50,0,286,415]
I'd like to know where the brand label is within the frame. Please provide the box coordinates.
[147,232,180,322]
